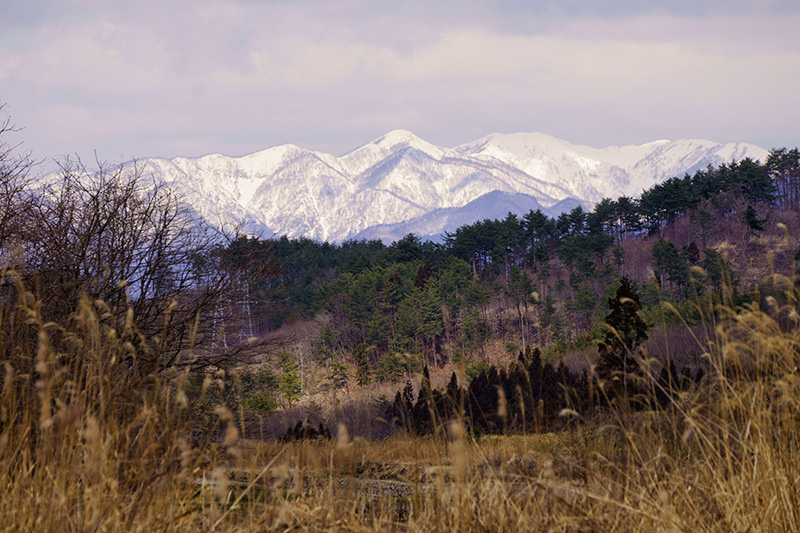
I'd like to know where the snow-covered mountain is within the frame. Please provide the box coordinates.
[128,131,767,242]
[353,192,585,243]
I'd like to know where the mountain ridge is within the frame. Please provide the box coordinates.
[116,131,767,242]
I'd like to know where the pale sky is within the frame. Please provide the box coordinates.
[1,0,799,171]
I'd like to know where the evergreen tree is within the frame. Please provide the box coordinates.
[652,239,689,290]
[733,157,775,205]
[446,371,460,405]
[686,241,700,264]
[615,196,640,241]
[567,282,597,331]
[592,198,618,236]
[418,285,444,345]
[315,324,337,371]
[402,380,415,411]
[701,248,733,292]
[240,365,280,413]
[507,266,534,350]
[767,147,800,211]
[414,259,433,288]
[692,208,717,248]
[389,233,425,263]
[376,352,404,383]
[329,361,349,393]
[365,311,390,351]
[596,277,648,405]
[353,343,372,387]
[412,366,436,434]
[391,379,416,433]
[523,208,555,270]
[540,294,566,345]
[744,204,767,233]
[278,352,304,407]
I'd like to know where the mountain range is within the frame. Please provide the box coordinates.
[131,130,767,242]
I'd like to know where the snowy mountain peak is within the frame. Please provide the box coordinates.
[376,129,447,159]
[369,129,448,159]
[373,129,423,147]
[105,131,769,243]
[335,130,448,177]
[235,144,304,176]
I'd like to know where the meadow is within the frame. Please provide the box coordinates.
[2,268,798,532]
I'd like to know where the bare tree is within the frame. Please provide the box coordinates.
[0,103,35,258]
[1,101,279,376]
[21,157,259,373]
[0,103,284,449]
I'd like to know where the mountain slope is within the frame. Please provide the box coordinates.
[456,133,768,202]
[353,191,586,243]
[120,131,768,242]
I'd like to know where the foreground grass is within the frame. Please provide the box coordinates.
[2,272,800,531]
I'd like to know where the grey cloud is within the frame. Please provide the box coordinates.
[2,0,798,170]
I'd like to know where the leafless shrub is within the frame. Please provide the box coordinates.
[0,103,35,260]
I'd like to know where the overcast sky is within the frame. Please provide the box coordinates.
[1,0,799,170]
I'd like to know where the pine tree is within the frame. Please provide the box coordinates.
[596,276,648,406]
[376,352,403,383]
[692,208,716,248]
[414,259,433,288]
[701,248,735,292]
[240,365,279,413]
[767,147,800,211]
[412,366,435,434]
[316,324,337,372]
[507,266,534,351]
[652,239,689,291]
[402,380,415,412]
[278,352,304,407]
[686,241,700,264]
[329,361,349,393]
[744,205,766,234]
[353,343,372,387]
[445,371,461,420]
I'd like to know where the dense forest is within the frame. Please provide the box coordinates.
[216,149,800,432]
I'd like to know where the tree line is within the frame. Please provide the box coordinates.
[227,147,800,414]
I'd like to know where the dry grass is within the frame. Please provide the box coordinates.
[2,268,800,532]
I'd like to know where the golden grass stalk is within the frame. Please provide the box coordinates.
[2,268,799,531]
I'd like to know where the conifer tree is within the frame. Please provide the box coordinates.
[744,205,767,234]
[444,371,462,421]
[412,366,435,434]
[686,241,700,264]
[329,361,349,393]
[596,276,648,406]
[507,266,534,350]
[278,352,304,407]
[414,259,433,288]
[446,371,459,402]
[402,380,415,412]
[692,208,717,248]
[767,147,800,211]
[353,343,372,387]
[652,239,689,291]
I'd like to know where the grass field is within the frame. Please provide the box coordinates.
[2,273,799,531]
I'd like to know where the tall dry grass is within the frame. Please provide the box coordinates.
[0,270,231,530]
[2,266,799,531]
